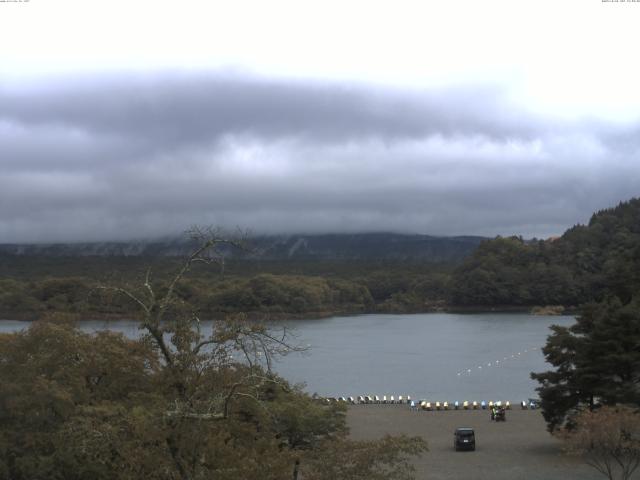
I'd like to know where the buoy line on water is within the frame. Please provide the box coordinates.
[315,345,544,410]
[321,396,539,410]
[455,346,540,378]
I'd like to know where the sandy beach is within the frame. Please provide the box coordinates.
[347,405,605,480]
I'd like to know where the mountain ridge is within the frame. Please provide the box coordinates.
[0,232,487,263]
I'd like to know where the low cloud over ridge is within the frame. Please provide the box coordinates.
[1,72,638,243]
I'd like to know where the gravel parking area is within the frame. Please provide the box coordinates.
[347,405,604,480]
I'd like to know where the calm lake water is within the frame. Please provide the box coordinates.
[0,313,574,402]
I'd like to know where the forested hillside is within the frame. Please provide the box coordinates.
[0,242,427,479]
[451,198,640,307]
[0,260,452,320]
[0,234,474,318]
[1,198,639,318]
[0,233,484,262]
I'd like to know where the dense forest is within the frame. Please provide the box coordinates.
[0,256,452,320]
[0,241,427,479]
[527,200,640,438]
[1,199,639,477]
[451,198,640,308]
[1,198,639,319]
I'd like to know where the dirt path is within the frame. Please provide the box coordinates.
[347,405,605,480]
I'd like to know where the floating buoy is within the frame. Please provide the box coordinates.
[341,395,521,411]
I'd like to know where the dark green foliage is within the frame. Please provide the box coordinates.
[531,296,640,431]
[452,198,640,307]
[0,232,429,479]
[0,321,160,480]
[0,261,451,319]
[3,198,639,317]
[0,320,425,479]
[0,321,315,479]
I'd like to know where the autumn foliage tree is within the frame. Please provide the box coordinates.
[562,406,640,480]
[0,228,427,480]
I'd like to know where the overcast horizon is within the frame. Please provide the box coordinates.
[1,1,639,244]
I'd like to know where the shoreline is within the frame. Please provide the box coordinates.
[0,304,579,323]
[0,303,581,321]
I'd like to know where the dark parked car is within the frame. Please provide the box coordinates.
[454,427,476,451]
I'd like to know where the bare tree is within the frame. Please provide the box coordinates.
[562,406,640,480]
[97,227,306,480]
[91,227,427,480]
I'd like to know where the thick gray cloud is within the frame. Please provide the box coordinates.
[0,72,638,243]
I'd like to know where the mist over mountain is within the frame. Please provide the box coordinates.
[0,233,486,263]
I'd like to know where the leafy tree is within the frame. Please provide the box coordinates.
[0,319,158,480]
[452,198,640,307]
[562,406,640,480]
[532,297,640,431]
[0,228,427,479]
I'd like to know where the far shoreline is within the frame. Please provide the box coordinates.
[0,305,579,323]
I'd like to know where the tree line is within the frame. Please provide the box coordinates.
[0,261,452,320]
[451,198,640,307]
[527,199,640,480]
[1,199,640,478]
[3,199,639,319]
[0,233,427,479]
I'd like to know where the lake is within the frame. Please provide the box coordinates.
[0,313,574,402]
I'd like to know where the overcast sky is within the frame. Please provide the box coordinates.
[1,0,639,243]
